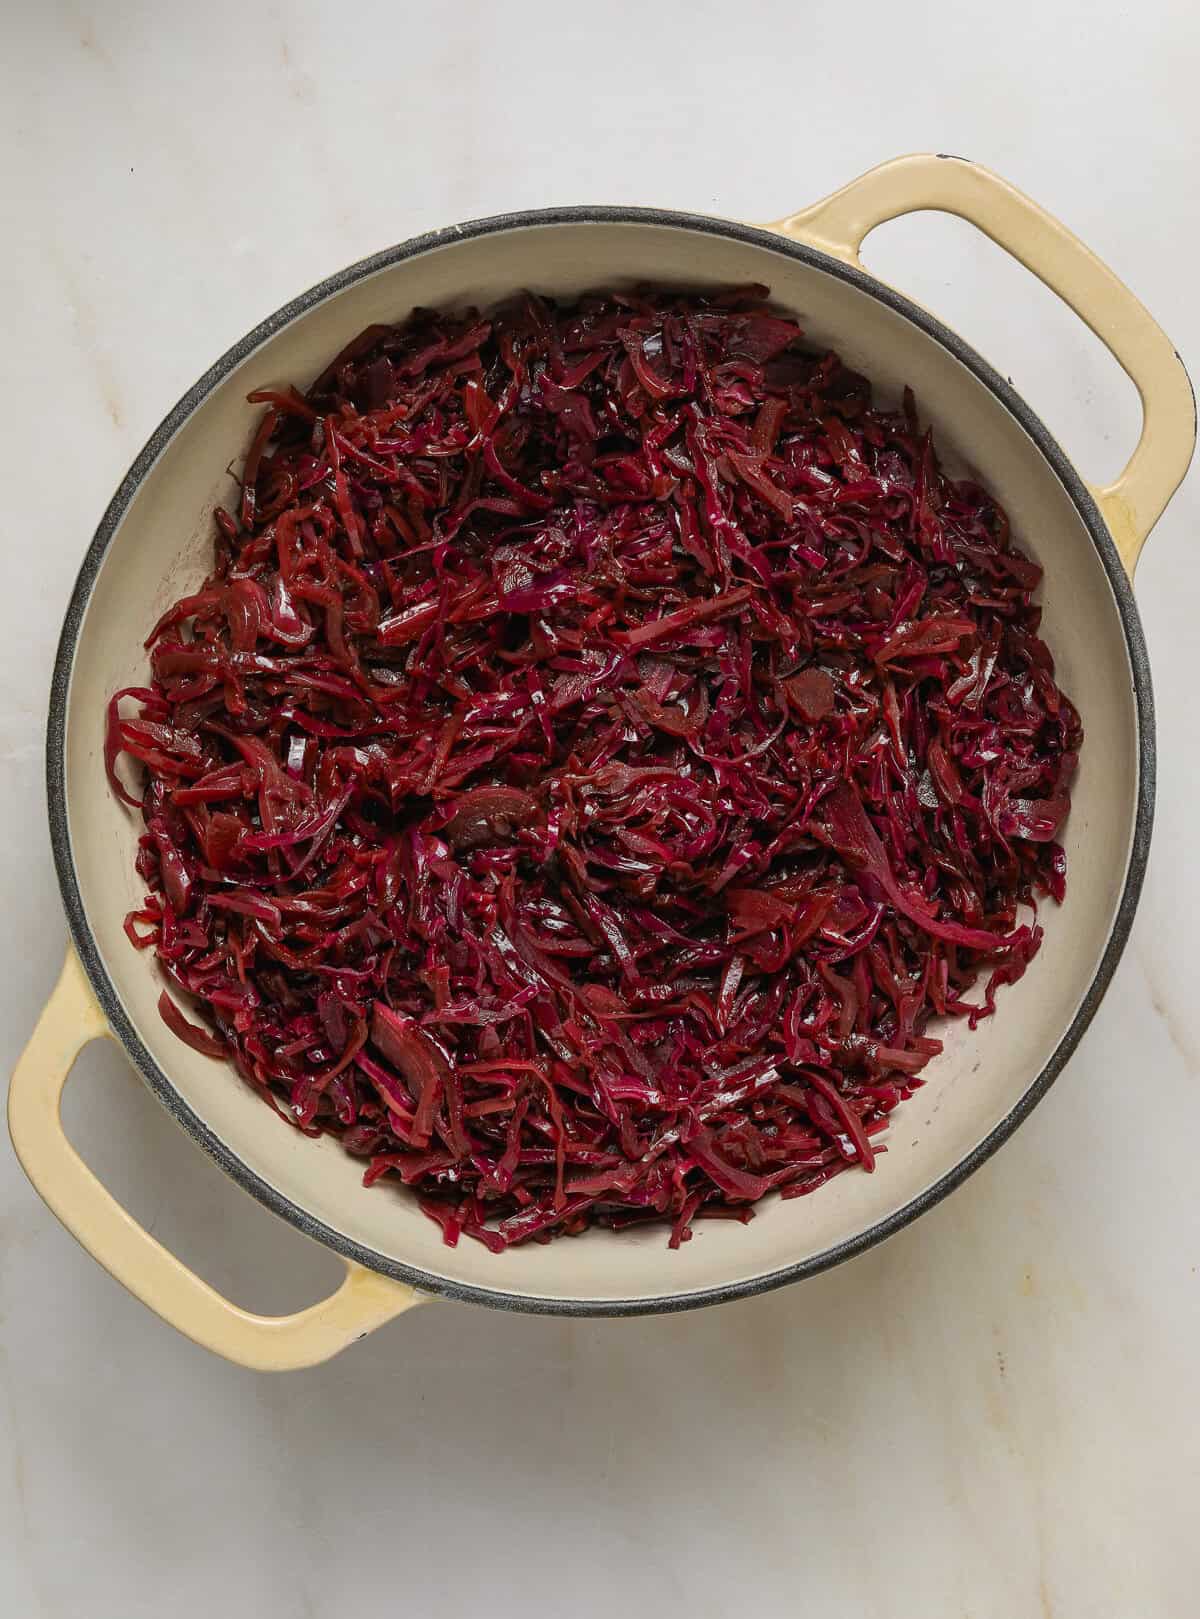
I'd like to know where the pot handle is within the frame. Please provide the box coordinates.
[8,950,424,1370]
[767,153,1196,575]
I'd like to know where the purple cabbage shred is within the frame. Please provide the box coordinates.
[107,286,1080,1251]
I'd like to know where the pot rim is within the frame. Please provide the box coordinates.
[46,204,1155,1316]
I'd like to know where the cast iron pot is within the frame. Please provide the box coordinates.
[10,155,1195,1368]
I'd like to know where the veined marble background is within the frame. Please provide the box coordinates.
[3,3,1198,1615]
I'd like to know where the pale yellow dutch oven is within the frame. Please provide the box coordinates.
[10,156,1195,1369]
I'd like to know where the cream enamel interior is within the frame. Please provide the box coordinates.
[61,218,1138,1306]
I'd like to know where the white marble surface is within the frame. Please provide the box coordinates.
[3,3,1200,1614]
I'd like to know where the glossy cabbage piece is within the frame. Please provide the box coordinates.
[106,286,1080,1251]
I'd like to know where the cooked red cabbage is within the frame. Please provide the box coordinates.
[108,285,1080,1251]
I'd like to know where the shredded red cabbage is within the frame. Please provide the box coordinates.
[108,286,1080,1251]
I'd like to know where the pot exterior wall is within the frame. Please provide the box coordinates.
[47,209,1150,1313]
